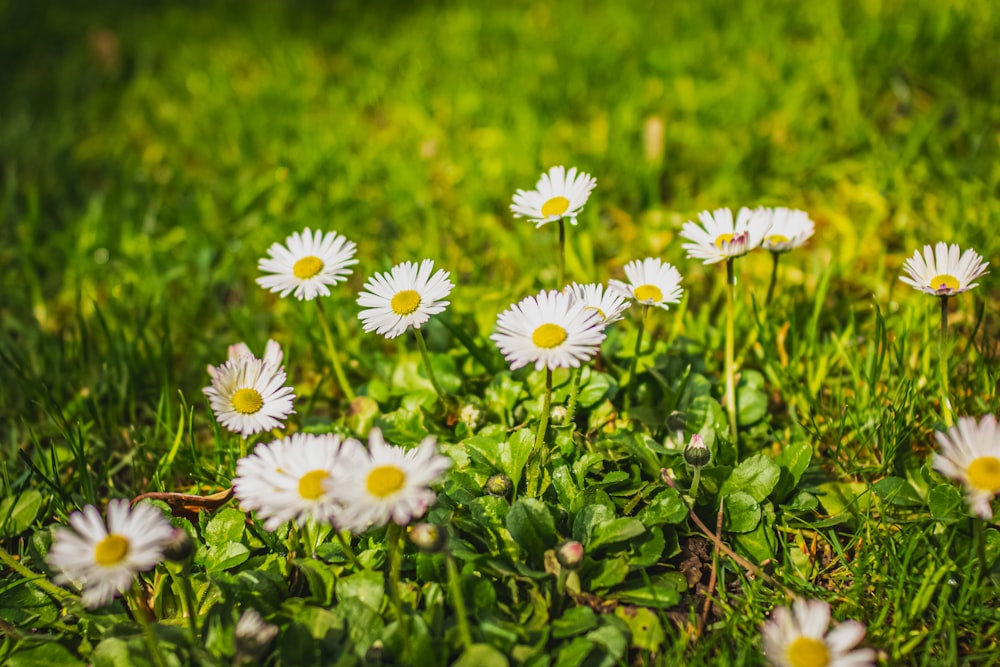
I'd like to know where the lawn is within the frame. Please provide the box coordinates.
[1,0,999,664]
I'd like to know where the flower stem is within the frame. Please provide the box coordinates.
[689,467,702,502]
[414,328,448,405]
[557,218,566,287]
[385,522,406,621]
[625,305,649,410]
[976,517,989,581]
[765,252,780,307]
[168,562,199,643]
[127,583,169,667]
[0,546,71,600]
[315,299,356,402]
[565,366,583,431]
[528,369,554,498]
[337,531,364,570]
[939,295,952,427]
[444,552,473,650]
[725,258,739,456]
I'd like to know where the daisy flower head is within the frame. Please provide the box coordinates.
[257,228,358,301]
[47,499,174,608]
[608,258,684,311]
[233,433,346,531]
[510,166,597,228]
[491,289,606,371]
[357,259,454,339]
[203,343,296,438]
[933,415,1000,519]
[899,242,989,296]
[565,282,632,324]
[759,207,816,253]
[207,339,284,380]
[762,599,875,667]
[680,207,771,264]
[329,428,452,533]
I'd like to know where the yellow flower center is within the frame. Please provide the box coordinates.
[390,289,422,315]
[293,255,324,280]
[541,196,570,217]
[929,274,960,292]
[714,233,735,249]
[94,533,131,566]
[767,234,791,245]
[231,388,264,415]
[785,636,830,667]
[366,465,407,498]
[584,305,607,321]
[633,284,663,302]
[532,323,568,349]
[967,456,1000,492]
[298,470,330,500]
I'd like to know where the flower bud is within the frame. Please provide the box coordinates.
[550,405,568,424]
[234,608,278,665]
[666,410,686,432]
[459,403,481,429]
[485,473,513,498]
[556,540,585,571]
[162,528,195,563]
[408,522,447,553]
[683,434,711,468]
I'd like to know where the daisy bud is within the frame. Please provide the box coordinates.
[162,528,195,563]
[235,608,278,665]
[666,410,686,432]
[409,523,447,554]
[485,474,513,498]
[683,434,712,468]
[556,540,585,571]
[459,403,481,429]
[550,405,568,424]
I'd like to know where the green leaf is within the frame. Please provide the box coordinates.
[499,429,535,492]
[585,623,629,665]
[637,488,688,526]
[0,490,43,537]
[611,574,685,608]
[725,491,762,533]
[733,502,777,562]
[555,638,596,667]
[8,643,85,667]
[872,477,923,507]
[630,528,666,568]
[204,507,246,545]
[928,484,963,519]
[720,453,781,502]
[577,371,617,407]
[774,441,812,500]
[0,582,59,625]
[615,606,665,652]
[573,503,614,544]
[338,570,385,610]
[374,407,429,444]
[92,637,149,667]
[506,498,556,558]
[295,559,337,605]
[203,541,250,573]
[552,606,600,639]
[588,517,645,551]
[453,644,510,667]
[588,554,629,589]
[736,370,768,425]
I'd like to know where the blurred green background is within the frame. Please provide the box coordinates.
[1,0,998,444]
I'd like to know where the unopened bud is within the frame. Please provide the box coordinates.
[683,434,711,468]
[666,410,686,432]
[234,608,278,664]
[556,540,585,571]
[408,523,447,553]
[459,403,481,429]
[550,405,568,424]
[162,528,195,563]
[485,474,512,498]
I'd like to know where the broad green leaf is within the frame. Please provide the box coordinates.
[588,554,629,589]
[577,371,617,407]
[872,477,923,507]
[585,623,629,664]
[0,490,43,537]
[630,528,666,568]
[736,370,768,425]
[506,498,556,558]
[774,440,812,500]
[733,502,777,563]
[453,643,510,667]
[204,542,250,572]
[499,429,535,492]
[552,606,600,638]
[8,642,85,667]
[338,570,385,610]
[204,507,246,545]
[615,606,665,652]
[295,559,337,605]
[0,581,59,625]
[611,573,685,608]
[725,491,761,533]
[637,488,688,526]
[928,484,963,519]
[588,517,645,551]
[573,503,614,545]
[555,638,596,667]
[374,407,429,444]
[720,453,781,502]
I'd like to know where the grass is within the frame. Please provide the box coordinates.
[1,0,999,664]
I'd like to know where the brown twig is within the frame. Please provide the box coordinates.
[132,487,234,519]
[697,497,725,637]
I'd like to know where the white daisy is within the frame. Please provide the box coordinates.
[933,415,1000,519]
[510,166,597,228]
[608,258,684,311]
[762,599,875,667]
[328,428,451,533]
[207,339,283,380]
[203,344,296,438]
[257,228,358,301]
[356,259,454,339]
[565,282,632,324]
[758,207,816,253]
[491,289,606,371]
[680,207,771,264]
[233,433,346,531]
[47,499,174,608]
[899,242,989,296]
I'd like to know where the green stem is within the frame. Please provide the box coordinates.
[765,252,780,307]
[565,366,583,431]
[939,295,952,427]
[337,531,364,570]
[557,218,566,287]
[0,546,72,599]
[315,299,356,402]
[689,467,702,502]
[128,584,169,667]
[976,517,989,581]
[386,523,406,621]
[725,258,739,456]
[415,328,448,405]
[528,369,554,498]
[626,305,649,410]
[445,553,473,650]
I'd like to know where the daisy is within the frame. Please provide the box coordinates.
[329,428,451,532]
[233,433,346,531]
[899,242,989,296]
[357,259,454,339]
[759,207,816,253]
[491,289,606,371]
[565,282,632,325]
[608,258,684,311]
[680,207,771,264]
[257,228,358,301]
[203,343,295,438]
[933,415,1000,519]
[207,339,283,380]
[510,166,597,228]
[47,499,174,608]
[762,599,875,667]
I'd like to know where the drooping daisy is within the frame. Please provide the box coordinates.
[762,599,875,667]
[233,433,346,531]
[608,258,684,311]
[329,428,452,533]
[203,343,296,438]
[510,166,597,228]
[680,207,771,264]
[357,259,454,339]
[491,289,606,371]
[257,228,358,301]
[47,499,174,608]
[899,242,989,296]
[759,207,816,253]
[566,282,632,324]
[933,415,1000,519]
